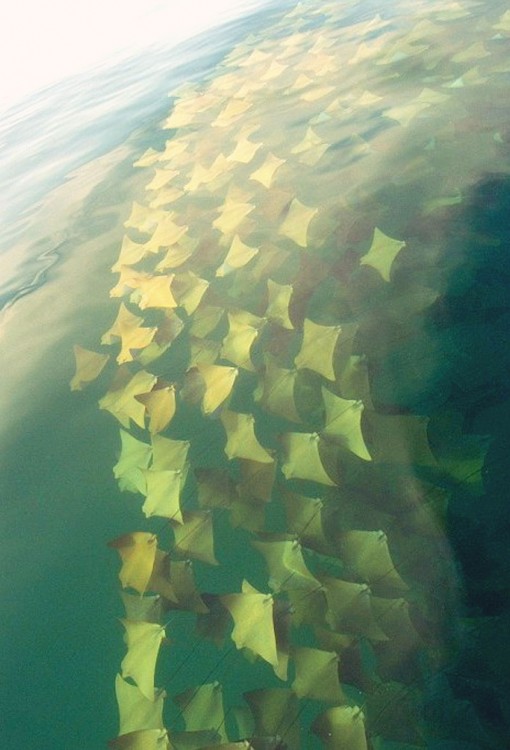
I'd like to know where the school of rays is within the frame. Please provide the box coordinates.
[71,0,510,747]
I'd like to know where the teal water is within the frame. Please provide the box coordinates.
[2,1,510,748]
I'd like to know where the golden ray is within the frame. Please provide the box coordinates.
[184,153,232,192]
[147,549,178,604]
[158,138,189,163]
[142,467,188,523]
[359,228,406,281]
[145,167,180,192]
[113,429,151,494]
[173,511,218,566]
[291,646,345,703]
[195,363,238,415]
[108,729,171,750]
[189,305,224,338]
[99,369,157,429]
[155,235,199,272]
[151,434,190,471]
[70,345,109,391]
[252,536,320,592]
[212,98,252,127]
[312,706,367,750]
[102,303,143,345]
[221,580,278,669]
[278,197,318,247]
[110,267,152,299]
[294,319,342,380]
[281,491,332,555]
[339,530,408,594]
[249,153,285,189]
[494,9,510,32]
[265,278,294,329]
[220,310,265,371]
[115,674,165,736]
[149,186,184,210]
[136,383,176,434]
[117,320,158,365]
[172,271,209,315]
[120,619,165,701]
[300,84,335,102]
[260,59,288,81]
[124,202,166,234]
[221,410,273,463]
[213,197,255,236]
[364,412,437,466]
[216,234,259,277]
[291,126,329,166]
[144,216,188,253]
[108,532,157,595]
[120,591,162,624]
[174,682,227,743]
[256,357,301,423]
[281,431,337,486]
[321,387,371,460]
[112,236,153,271]
[226,131,262,164]
[133,148,162,168]
[321,577,388,641]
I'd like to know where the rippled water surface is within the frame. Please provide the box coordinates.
[2,1,510,748]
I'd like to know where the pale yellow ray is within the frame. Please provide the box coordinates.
[494,9,510,32]
[249,153,285,189]
[148,186,184,209]
[142,467,187,524]
[313,706,367,750]
[265,279,294,329]
[108,532,157,595]
[321,387,371,460]
[158,138,189,162]
[281,491,332,555]
[294,319,342,380]
[131,275,178,311]
[174,682,227,743]
[252,537,320,592]
[220,310,264,371]
[108,728,171,749]
[137,384,176,434]
[110,267,152,299]
[101,303,143,345]
[124,202,166,234]
[117,320,157,365]
[196,363,238,414]
[212,98,252,127]
[174,511,218,566]
[290,126,329,166]
[256,358,300,423]
[151,434,190,471]
[115,675,165,736]
[172,271,209,314]
[260,59,288,81]
[120,591,162,624]
[155,235,198,272]
[189,305,224,338]
[321,576,387,640]
[120,620,165,701]
[226,134,262,164]
[99,369,157,429]
[291,646,345,703]
[216,235,259,277]
[137,309,185,367]
[244,688,300,749]
[221,410,273,463]
[70,345,109,391]
[301,84,335,102]
[359,227,406,281]
[339,530,408,593]
[221,581,278,669]
[112,236,153,271]
[113,429,151,494]
[189,337,222,366]
[133,148,162,168]
[281,432,337,486]
[184,153,233,192]
[144,216,188,253]
[279,197,318,247]
[213,197,254,236]
[384,100,431,127]
[145,167,180,192]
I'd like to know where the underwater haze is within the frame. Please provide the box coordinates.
[2,1,510,748]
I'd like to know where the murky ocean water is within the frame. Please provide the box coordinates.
[2,1,510,748]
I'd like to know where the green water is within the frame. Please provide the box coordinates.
[2,0,510,748]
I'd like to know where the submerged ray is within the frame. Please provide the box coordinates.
[194,363,239,415]
[173,511,218,565]
[249,153,286,189]
[281,491,332,555]
[312,706,367,750]
[120,620,165,701]
[265,279,294,329]
[281,432,337,486]
[321,387,371,460]
[216,235,259,277]
[278,197,318,247]
[70,346,109,391]
[108,729,171,750]
[174,682,228,743]
[142,467,188,523]
[256,358,301,423]
[220,310,265,371]
[339,530,408,593]
[221,581,278,669]
[221,411,273,463]
[113,429,151,494]
[252,536,320,592]
[115,674,165,736]
[291,646,345,703]
[359,228,406,281]
[136,383,176,434]
[294,319,342,380]
[108,532,157,596]
[244,688,300,750]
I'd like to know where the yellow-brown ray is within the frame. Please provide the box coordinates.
[136,382,176,434]
[117,319,158,365]
[220,310,265,371]
[155,235,199,272]
[196,468,237,511]
[230,495,266,533]
[115,674,165,736]
[216,234,259,277]
[249,152,285,189]
[359,228,406,281]
[321,577,388,641]
[144,216,188,254]
[252,536,320,592]
[265,278,294,329]
[174,511,218,566]
[364,412,437,466]
[189,305,224,338]
[147,549,178,603]
[108,532,157,596]
[221,410,273,463]
[166,559,209,613]
[189,337,222,366]
[113,429,151,494]
[172,271,210,315]
[151,434,190,471]
[120,619,165,701]
[339,530,408,594]
[281,491,333,555]
[244,688,300,750]
[212,98,252,127]
[281,432,337,486]
[237,457,276,503]
[256,358,301,423]
[213,196,255,237]
[294,319,342,380]
[108,729,171,750]
[195,363,238,415]
[99,369,157,429]
[142,467,187,524]
[124,202,166,234]
[110,267,152,299]
[145,167,180,192]
[312,706,367,750]
[291,646,345,703]
[174,682,227,743]
[120,591,162,624]
[137,309,185,367]
[112,236,153,272]
[321,387,371,460]
[278,197,318,247]
[70,345,109,391]
[221,580,278,669]
[102,302,143,345]
[287,585,328,629]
